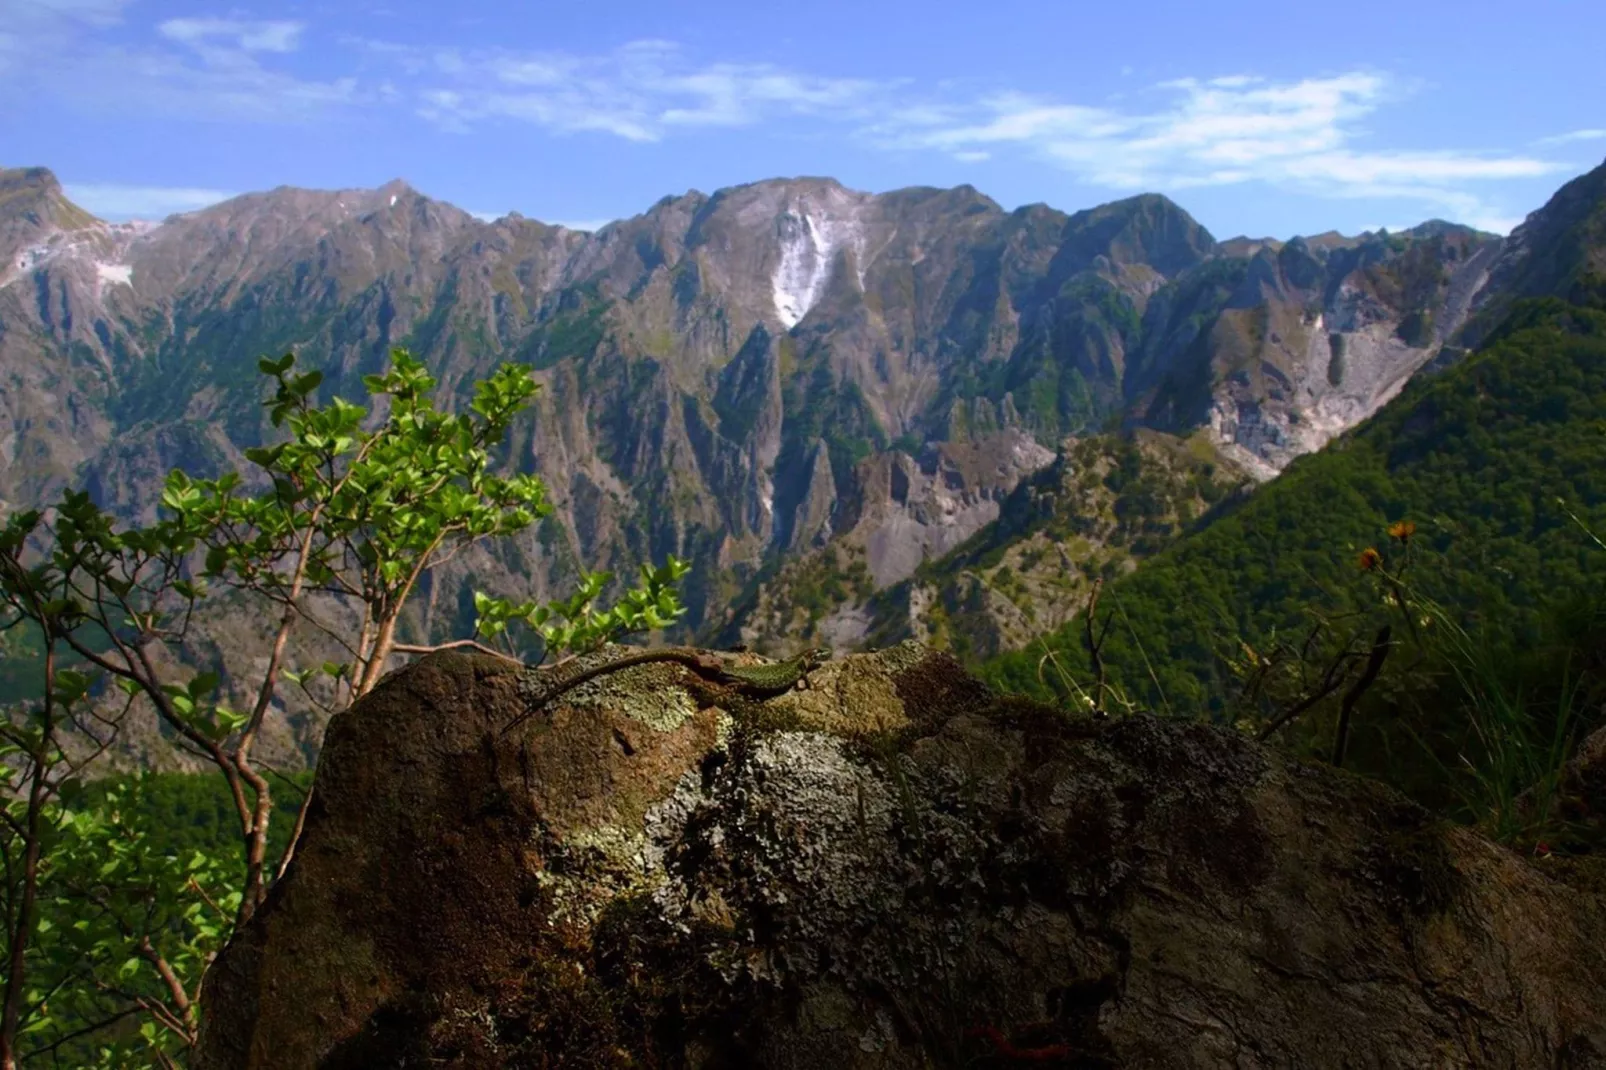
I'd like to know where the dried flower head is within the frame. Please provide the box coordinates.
[1387,520,1416,542]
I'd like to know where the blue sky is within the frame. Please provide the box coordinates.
[1,0,1603,238]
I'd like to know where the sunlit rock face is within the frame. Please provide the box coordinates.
[0,161,1537,658]
[770,187,869,329]
[1177,228,1506,480]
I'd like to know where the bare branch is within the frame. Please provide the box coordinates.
[273,787,316,883]
[391,640,523,665]
[1331,626,1393,769]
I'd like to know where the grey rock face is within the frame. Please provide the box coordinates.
[0,166,1514,651]
[195,647,1606,1069]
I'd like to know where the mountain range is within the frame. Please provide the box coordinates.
[1,159,1601,683]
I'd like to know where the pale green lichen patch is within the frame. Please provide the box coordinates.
[534,821,663,927]
[558,663,701,733]
[711,707,736,750]
[778,653,912,736]
[870,638,930,676]
[517,654,700,734]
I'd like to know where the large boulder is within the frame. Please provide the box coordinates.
[197,644,1606,1068]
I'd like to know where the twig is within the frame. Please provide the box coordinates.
[1256,645,1360,743]
[19,1006,144,1062]
[391,639,523,665]
[273,786,316,882]
[1331,625,1392,769]
[1083,580,1115,716]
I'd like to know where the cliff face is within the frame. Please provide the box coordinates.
[726,428,1252,659]
[1454,156,1606,351]
[0,168,1503,625]
[195,646,1606,1068]
[1130,223,1503,479]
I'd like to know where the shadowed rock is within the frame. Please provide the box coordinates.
[197,644,1606,1068]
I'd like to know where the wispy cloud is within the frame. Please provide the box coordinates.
[1534,128,1606,146]
[391,39,884,141]
[1,0,128,26]
[2,10,1571,235]
[2,1,360,122]
[0,0,128,75]
[63,182,236,219]
[64,181,237,218]
[157,17,305,54]
[863,73,1558,232]
[380,49,1557,232]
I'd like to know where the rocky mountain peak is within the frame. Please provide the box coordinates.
[1052,192,1216,283]
[1403,219,1492,241]
[1460,154,1606,346]
[0,167,111,294]
[1,165,99,260]
[1296,229,1361,252]
[0,165,65,206]
[4,161,1596,665]
[1218,235,1283,258]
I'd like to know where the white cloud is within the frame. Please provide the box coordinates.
[2,2,358,122]
[0,0,128,27]
[158,18,304,54]
[0,0,128,74]
[864,71,1562,233]
[395,49,1554,231]
[1472,217,1522,236]
[404,39,882,141]
[63,182,236,219]
[73,51,362,123]
[1534,128,1606,146]
[2,17,1573,235]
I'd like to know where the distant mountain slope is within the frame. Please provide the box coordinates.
[735,158,1606,665]
[0,160,1568,665]
[1455,156,1606,351]
[973,155,1606,707]
[980,290,1606,715]
[718,428,1252,658]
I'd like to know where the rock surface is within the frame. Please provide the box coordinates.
[0,167,1517,663]
[197,646,1606,1068]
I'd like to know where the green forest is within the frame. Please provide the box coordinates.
[980,291,1606,835]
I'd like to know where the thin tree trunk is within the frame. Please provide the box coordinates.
[0,647,56,1069]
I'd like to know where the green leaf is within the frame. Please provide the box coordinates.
[188,671,220,699]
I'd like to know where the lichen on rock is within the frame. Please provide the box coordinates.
[197,645,1606,1069]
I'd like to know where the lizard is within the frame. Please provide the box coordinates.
[499,646,831,736]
